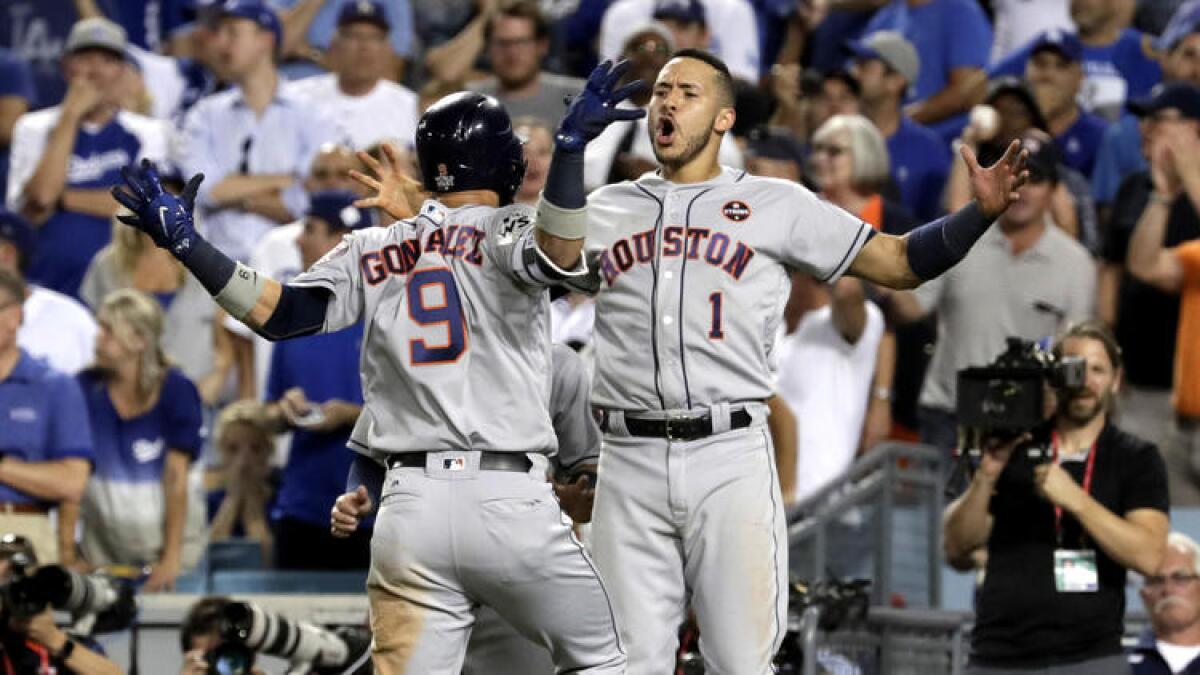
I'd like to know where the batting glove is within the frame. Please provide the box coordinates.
[111,159,205,261]
[555,59,647,153]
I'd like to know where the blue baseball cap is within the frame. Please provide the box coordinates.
[653,0,706,26]
[1157,0,1200,52]
[1029,29,1083,63]
[0,209,36,268]
[1127,82,1200,120]
[307,190,378,231]
[220,0,282,52]
[338,0,390,31]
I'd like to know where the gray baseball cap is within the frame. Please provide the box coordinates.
[847,30,920,85]
[64,17,129,59]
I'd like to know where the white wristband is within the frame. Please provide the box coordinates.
[213,262,267,320]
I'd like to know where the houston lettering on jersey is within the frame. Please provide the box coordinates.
[596,226,756,286]
[360,223,485,285]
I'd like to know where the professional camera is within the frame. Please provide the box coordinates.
[2,555,136,634]
[210,601,371,675]
[957,337,1086,437]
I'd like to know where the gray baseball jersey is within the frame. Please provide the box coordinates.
[290,199,576,458]
[572,166,871,411]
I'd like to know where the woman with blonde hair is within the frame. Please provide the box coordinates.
[80,216,247,404]
[64,289,206,591]
[207,400,276,562]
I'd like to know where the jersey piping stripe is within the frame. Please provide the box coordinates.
[819,221,870,284]
[634,182,668,410]
[678,187,715,410]
[547,489,626,657]
[760,426,784,656]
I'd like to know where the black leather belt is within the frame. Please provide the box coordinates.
[386,451,532,472]
[608,408,753,441]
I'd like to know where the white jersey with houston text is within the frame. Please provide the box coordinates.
[290,199,574,459]
[574,167,871,411]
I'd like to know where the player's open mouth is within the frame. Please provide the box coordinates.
[656,117,676,146]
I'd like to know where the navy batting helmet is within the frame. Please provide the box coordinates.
[416,92,526,205]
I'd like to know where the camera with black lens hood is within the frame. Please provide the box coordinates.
[1,554,136,634]
[207,600,371,675]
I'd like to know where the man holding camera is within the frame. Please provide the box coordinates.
[944,321,1170,674]
[0,535,120,675]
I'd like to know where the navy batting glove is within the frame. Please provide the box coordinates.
[555,59,647,153]
[111,159,204,261]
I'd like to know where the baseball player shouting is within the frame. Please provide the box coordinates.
[572,49,1029,674]
[111,61,643,673]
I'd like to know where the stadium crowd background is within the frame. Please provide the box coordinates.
[3,0,1200,648]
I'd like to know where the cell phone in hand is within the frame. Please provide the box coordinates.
[293,406,326,428]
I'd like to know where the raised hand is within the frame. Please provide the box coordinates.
[349,143,426,221]
[961,139,1029,221]
[111,159,204,260]
[555,59,647,153]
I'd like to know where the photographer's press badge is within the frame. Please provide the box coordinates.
[1054,549,1099,592]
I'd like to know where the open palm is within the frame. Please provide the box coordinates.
[350,143,427,221]
[962,139,1029,220]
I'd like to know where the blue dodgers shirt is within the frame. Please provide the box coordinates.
[887,117,953,221]
[1056,111,1108,178]
[266,322,365,528]
[991,29,1161,118]
[11,109,167,298]
[864,0,993,103]
[0,351,93,504]
[76,367,203,564]
[78,368,203,483]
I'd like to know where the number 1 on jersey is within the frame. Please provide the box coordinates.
[408,268,468,365]
[708,292,724,339]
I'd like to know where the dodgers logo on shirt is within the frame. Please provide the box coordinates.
[722,201,751,222]
[132,437,165,463]
[9,407,36,423]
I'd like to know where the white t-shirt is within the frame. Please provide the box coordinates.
[582,107,743,192]
[989,0,1072,64]
[17,286,98,375]
[598,0,761,82]
[775,301,884,502]
[1157,641,1200,674]
[242,221,304,397]
[286,74,420,151]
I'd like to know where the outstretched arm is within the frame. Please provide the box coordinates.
[536,60,646,270]
[849,140,1029,289]
[111,161,328,340]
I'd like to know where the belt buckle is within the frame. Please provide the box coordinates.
[665,414,701,441]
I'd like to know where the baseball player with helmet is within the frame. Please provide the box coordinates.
[571,49,1029,674]
[110,61,644,673]
[332,341,603,674]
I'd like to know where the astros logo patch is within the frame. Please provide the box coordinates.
[434,163,455,191]
[722,200,751,222]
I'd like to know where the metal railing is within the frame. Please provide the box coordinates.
[787,442,947,608]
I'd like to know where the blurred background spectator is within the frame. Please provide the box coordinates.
[6,17,169,298]
[1133,532,1200,674]
[260,191,372,570]
[1,207,97,375]
[208,400,276,562]
[65,289,205,592]
[0,267,92,564]
[271,0,413,82]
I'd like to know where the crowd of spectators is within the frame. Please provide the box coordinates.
[0,0,1199,617]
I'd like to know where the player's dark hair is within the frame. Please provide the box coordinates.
[1053,319,1123,372]
[0,267,25,306]
[179,596,234,652]
[484,0,549,43]
[671,48,735,108]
